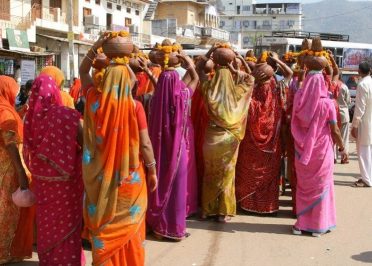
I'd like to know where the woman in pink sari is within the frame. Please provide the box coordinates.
[23,74,84,264]
[291,71,347,237]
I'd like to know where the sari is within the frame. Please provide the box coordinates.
[236,77,285,214]
[0,76,34,264]
[70,78,82,103]
[291,71,336,233]
[40,66,75,109]
[23,74,83,265]
[147,69,197,240]
[83,64,147,265]
[201,68,253,217]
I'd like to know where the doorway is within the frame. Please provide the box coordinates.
[106,13,112,30]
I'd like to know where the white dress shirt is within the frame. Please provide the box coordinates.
[352,75,372,145]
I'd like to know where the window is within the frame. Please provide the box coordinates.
[236,5,240,14]
[127,7,131,13]
[262,20,270,26]
[50,0,62,9]
[117,5,121,10]
[125,17,132,26]
[135,10,140,15]
[243,20,249,27]
[107,2,112,8]
[242,5,250,11]
[234,20,241,29]
[288,20,295,26]
[243,37,250,44]
[220,21,225,27]
[85,0,90,2]
[95,0,100,4]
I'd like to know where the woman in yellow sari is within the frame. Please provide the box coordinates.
[198,49,254,222]
[79,34,157,265]
[40,66,75,109]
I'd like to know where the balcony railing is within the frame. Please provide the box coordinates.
[202,27,229,41]
[0,13,32,31]
[31,4,68,25]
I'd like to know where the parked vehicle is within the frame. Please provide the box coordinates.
[340,70,360,122]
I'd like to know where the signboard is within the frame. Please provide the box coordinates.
[67,31,74,41]
[343,48,372,69]
[6,28,30,52]
[20,60,36,85]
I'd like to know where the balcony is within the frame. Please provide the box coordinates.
[202,27,229,41]
[0,14,32,32]
[253,3,302,15]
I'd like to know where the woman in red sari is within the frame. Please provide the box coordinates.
[23,74,84,265]
[236,55,292,214]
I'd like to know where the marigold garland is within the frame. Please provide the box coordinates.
[104,30,130,39]
[259,51,269,63]
[155,44,182,68]
[110,56,130,65]
[245,56,257,63]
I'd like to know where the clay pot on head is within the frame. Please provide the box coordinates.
[157,50,180,68]
[102,35,134,58]
[252,62,274,82]
[129,57,142,73]
[311,37,323,52]
[246,50,255,58]
[212,48,236,66]
[93,53,109,70]
[162,39,173,46]
[247,61,256,70]
[266,51,279,69]
[304,55,328,71]
[301,38,312,51]
[204,59,215,73]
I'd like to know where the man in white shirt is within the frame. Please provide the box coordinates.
[351,62,372,187]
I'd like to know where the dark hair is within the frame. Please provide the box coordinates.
[25,79,34,91]
[359,62,370,75]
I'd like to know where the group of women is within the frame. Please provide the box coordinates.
[0,32,348,265]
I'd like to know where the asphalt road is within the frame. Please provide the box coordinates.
[15,141,372,266]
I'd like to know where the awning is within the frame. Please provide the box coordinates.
[0,48,54,57]
[37,33,93,46]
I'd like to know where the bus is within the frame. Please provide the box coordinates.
[255,31,372,69]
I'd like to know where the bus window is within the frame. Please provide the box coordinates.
[289,45,295,52]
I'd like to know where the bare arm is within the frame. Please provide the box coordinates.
[79,35,107,90]
[139,58,157,87]
[271,56,293,83]
[177,54,199,91]
[327,50,339,81]
[6,143,29,190]
[236,53,251,74]
[139,129,157,192]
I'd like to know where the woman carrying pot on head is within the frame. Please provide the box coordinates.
[79,32,157,265]
[143,43,198,241]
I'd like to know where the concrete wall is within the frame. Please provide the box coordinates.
[155,2,204,26]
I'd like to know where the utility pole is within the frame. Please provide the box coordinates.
[67,0,75,86]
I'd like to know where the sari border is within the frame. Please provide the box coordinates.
[296,186,330,217]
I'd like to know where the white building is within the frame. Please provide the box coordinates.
[218,0,302,48]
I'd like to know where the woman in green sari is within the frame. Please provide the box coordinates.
[197,48,254,222]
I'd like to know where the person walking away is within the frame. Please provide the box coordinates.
[0,76,34,264]
[80,33,157,265]
[40,66,75,109]
[145,49,198,240]
[292,69,347,237]
[337,78,351,164]
[199,47,254,223]
[22,74,84,265]
[351,62,372,187]
[69,78,82,104]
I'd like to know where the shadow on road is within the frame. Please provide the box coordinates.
[334,172,359,178]
[334,180,357,187]
[351,251,372,263]
[185,220,290,235]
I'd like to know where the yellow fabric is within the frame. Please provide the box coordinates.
[60,91,75,109]
[201,68,254,217]
[40,66,65,89]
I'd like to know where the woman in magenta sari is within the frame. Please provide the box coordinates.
[23,74,84,264]
[291,71,347,237]
[145,54,198,241]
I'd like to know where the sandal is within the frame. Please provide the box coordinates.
[216,215,231,223]
[352,179,369,187]
[292,226,302,235]
[341,159,349,164]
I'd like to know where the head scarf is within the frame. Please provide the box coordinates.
[202,68,254,140]
[0,75,23,138]
[40,66,65,89]
[23,74,63,168]
[291,72,330,165]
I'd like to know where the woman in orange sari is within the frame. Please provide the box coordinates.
[80,35,157,265]
[0,76,34,264]
[70,78,82,104]
[40,66,75,109]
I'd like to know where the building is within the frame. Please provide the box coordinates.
[149,0,231,48]
[0,0,167,83]
[218,0,302,48]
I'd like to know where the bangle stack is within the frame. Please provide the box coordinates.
[145,161,156,168]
